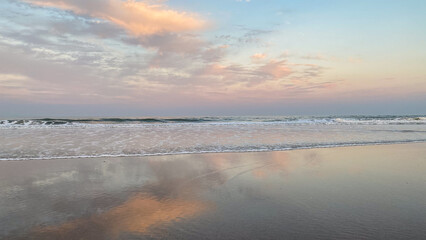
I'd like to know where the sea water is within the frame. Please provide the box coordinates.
[1,115,425,160]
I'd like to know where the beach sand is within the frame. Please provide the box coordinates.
[1,143,426,239]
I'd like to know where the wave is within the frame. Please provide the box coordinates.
[1,139,425,161]
[1,115,425,128]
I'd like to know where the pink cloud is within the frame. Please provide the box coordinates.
[24,0,206,35]
[258,60,291,78]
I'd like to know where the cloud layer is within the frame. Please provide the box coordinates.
[7,0,419,114]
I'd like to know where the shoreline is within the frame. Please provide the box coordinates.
[2,140,426,162]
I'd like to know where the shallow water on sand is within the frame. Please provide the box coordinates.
[1,116,425,160]
[1,143,426,239]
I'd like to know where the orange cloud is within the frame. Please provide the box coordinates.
[251,53,267,61]
[25,0,206,35]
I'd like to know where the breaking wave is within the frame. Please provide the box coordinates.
[0,115,425,128]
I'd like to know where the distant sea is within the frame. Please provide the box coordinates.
[1,115,425,161]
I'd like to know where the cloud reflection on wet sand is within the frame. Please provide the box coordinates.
[29,193,209,239]
[24,151,297,239]
[4,143,426,239]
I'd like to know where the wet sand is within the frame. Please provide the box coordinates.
[1,143,426,239]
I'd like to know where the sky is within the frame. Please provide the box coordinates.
[0,0,425,117]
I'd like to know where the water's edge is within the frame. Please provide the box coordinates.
[2,140,425,161]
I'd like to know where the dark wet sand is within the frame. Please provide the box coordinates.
[1,143,426,239]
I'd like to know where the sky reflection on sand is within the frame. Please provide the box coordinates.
[2,143,426,239]
[2,151,270,239]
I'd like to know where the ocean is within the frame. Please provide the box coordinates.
[1,115,425,161]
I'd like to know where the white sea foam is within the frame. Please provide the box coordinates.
[1,116,425,160]
[1,140,425,161]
